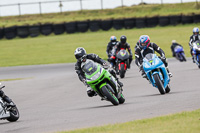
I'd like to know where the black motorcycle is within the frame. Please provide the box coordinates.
[115,49,130,78]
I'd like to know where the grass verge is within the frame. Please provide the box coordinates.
[59,109,200,133]
[0,23,199,67]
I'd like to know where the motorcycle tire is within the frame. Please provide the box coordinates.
[198,55,200,69]
[101,85,119,106]
[7,104,20,122]
[153,73,165,95]
[181,53,187,61]
[118,94,125,104]
[119,64,125,78]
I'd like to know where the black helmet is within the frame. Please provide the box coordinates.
[120,35,127,44]
[74,47,86,60]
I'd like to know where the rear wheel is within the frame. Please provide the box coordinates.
[7,104,20,122]
[153,74,165,95]
[118,94,125,104]
[101,85,119,106]
[119,64,125,78]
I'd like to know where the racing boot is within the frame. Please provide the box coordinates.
[86,87,97,97]
[192,56,195,63]
[141,70,147,79]
[166,67,173,78]
[116,78,123,87]
[109,69,123,87]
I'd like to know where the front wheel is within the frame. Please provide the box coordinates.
[153,74,165,95]
[197,55,200,69]
[181,52,187,61]
[119,64,125,78]
[101,85,119,106]
[7,104,20,122]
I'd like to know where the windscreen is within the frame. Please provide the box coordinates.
[194,40,200,48]
[144,53,154,61]
[82,60,98,75]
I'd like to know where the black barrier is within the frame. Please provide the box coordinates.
[64,22,77,34]
[4,26,17,39]
[77,21,89,33]
[169,15,182,25]
[1,13,200,40]
[113,19,124,30]
[17,25,29,38]
[135,18,146,28]
[159,16,170,26]
[40,24,53,35]
[193,14,200,23]
[182,15,193,24]
[29,25,40,37]
[146,16,159,27]
[89,20,101,32]
[0,28,4,39]
[101,20,113,31]
[124,18,135,29]
[53,23,65,35]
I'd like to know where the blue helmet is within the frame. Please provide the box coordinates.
[110,36,117,42]
[193,27,199,36]
[139,35,150,50]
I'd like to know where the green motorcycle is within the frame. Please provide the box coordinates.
[82,59,125,106]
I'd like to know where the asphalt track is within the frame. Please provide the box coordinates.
[0,58,200,133]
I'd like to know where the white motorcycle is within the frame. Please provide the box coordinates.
[0,83,19,122]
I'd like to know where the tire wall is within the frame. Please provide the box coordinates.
[0,13,199,40]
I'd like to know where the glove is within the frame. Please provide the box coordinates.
[160,56,166,60]
[129,54,133,59]
[82,79,87,86]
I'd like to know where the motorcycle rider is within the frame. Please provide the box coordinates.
[170,40,183,57]
[135,35,173,78]
[74,47,123,97]
[0,89,12,104]
[106,36,118,67]
[189,27,200,63]
[111,35,133,69]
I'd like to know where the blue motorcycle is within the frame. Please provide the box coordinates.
[192,40,200,68]
[174,46,186,62]
[143,53,171,95]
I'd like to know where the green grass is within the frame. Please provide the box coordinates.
[59,109,200,133]
[0,2,200,27]
[0,23,198,67]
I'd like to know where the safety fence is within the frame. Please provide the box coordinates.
[0,0,199,16]
[0,14,200,40]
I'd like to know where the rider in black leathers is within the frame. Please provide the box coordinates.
[106,36,118,67]
[189,27,200,63]
[74,47,123,97]
[111,35,133,69]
